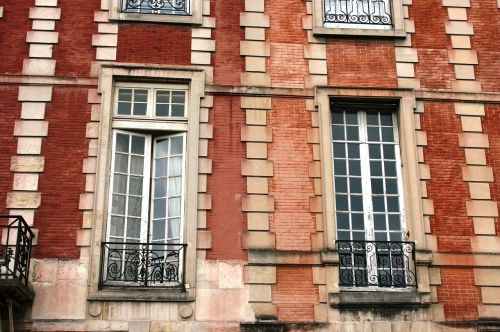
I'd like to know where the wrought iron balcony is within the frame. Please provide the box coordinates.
[0,215,35,303]
[324,0,392,26]
[99,242,186,289]
[336,240,417,288]
[121,0,190,15]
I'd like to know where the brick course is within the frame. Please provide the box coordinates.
[0,0,31,74]
[268,98,315,250]
[206,96,247,260]
[483,104,500,236]
[34,87,89,258]
[117,24,191,65]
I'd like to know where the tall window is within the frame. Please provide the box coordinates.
[332,102,414,288]
[101,84,189,288]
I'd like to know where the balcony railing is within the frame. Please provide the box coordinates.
[121,0,190,15]
[336,240,417,288]
[324,0,392,26]
[0,215,34,288]
[99,242,186,289]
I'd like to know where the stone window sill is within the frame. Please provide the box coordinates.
[329,291,431,308]
[88,288,195,302]
[313,27,407,38]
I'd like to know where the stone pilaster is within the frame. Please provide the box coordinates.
[396,0,420,89]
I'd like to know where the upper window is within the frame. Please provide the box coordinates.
[109,0,202,24]
[312,0,406,37]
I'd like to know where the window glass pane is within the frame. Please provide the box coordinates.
[350,178,362,193]
[114,154,128,173]
[116,134,129,152]
[346,126,359,141]
[332,125,345,140]
[333,143,346,158]
[156,104,169,117]
[386,179,398,194]
[117,102,131,115]
[383,144,396,159]
[128,196,142,217]
[380,113,393,126]
[382,127,394,142]
[374,214,386,230]
[134,90,148,102]
[372,196,385,212]
[156,91,170,103]
[388,215,401,230]
[129,176,143,196]
[336,213,350,229]
[156,139,169,158]
[334,176,348,193]
[133,103,147,116]
[118,89,132,102]
[171,104,185,117]
[110,216,125,237]
[168,177,182,196]
[155,159,168,177]
[369,144,381,159]
[152,220,166,241]
[154,178,167,198]
[367,127,380,141]
[384,161,396,177]
[366,113,379,125]
[350,195,363,211]
[390,232,402,241]
[332,112,344,124]
[169,156,183,176]
[170,136,184,155]
[352,232,365,241]
[348,160,361,176]
[387,197,399,212]
[113,174,127,194]
[371,179,384,194]
[172,91,185,104]
[347,144,359,158]
[370,161,382,176]
[154,199,166,219]
[168,218,181,240]
[131,136,145,155]
[335,195,349,211]
[345,111,358,125]
[374,232,387,241]
[337,231,350,241]
[130,156,144,175]
[351,213,364,230]
[168,197,181,217]
[126,217,141,238]
[112,194,126,215]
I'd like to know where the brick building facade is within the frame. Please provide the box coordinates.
[0,0,499,331]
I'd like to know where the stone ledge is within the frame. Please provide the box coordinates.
[330,291,431,308]
[241,322,330,332]
[88,289,194,302]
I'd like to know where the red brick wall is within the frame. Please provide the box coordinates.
[53,0,99,77]
[0,0,31,74]
[272,266,318,322]
[117,24,191,65]
[410,0,454,90]
[34,87,90,259]
[483,104,500,236]
[0,87,21,214]
[326,40,397,87]
[267,0,307,88]
[211,0,243,85]
[268,98,315,250]
[470,0,500,93]
[206,96,247,260]
[437,268,482,320]
[421,102,473,252]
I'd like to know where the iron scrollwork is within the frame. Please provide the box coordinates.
[336,240,417,288]
[121,0,190,15]
[100,242,186,288]
[324,0,392,26]
[0,215,35,287]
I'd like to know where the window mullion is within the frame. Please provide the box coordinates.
[359,111,373,241]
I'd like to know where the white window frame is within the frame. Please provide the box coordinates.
[312,0,406,37]
[109,0,202,24]
[88,64,205,300]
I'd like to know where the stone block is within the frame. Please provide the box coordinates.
[248,284,272,302]
[26,31,59,44]
[196,289,254,321]
[198,194,212,210]
[303,44,326,60]
[478,304,500,319]
[454,64,475,80]
[245,27,266,41]
[458,133,489,148]
[308,60,327,75]
[31,283,87,320]
[395,48,418,63]
[247,212,269,230]
[198,158,212,174]
[447,7,467,20]
[98,22,118,34]
[11,156,45,172]
[466,200,498,217]
[242,231,275,249]
[251,303,277,320]
[17,137,42,155]
[474,268,500,286]
[452,80,482,93]
[218,261,244,289]
[197,230,212,249]
[246,109,267,125]
[244,266,276,284]
[242,195,274,212]
[396,62,415,78]
[13,173,39,191]
[96,47,117,61]
[451,35,471,49]
[460,115,482,132]
[241,126,272,142]
[241,160,273,177]
[481,287,500,304]
[308,161,321,178]
[29,7,61,20]
[82,157,97,174]
[310,196,322,213]
[445,21,474,35]
[92,34,118,47]
[247,177,268,194]
[245,56,266,73]
[79,193,94,210]
[245,0,264,12]
[455,102,485,116]
[468,182,491,199]
[191,51,211,65]
[29,44,53,58]
[240,12,269,27]
[18,86,52,102]
[241,72,271,87]
[198,174,207,193]
[199,123,213,139]
[6,192,41,209]
[76,229,92,246]
[241,96,271,109]
[473,217,496,235]
[32,19,56,31]
[442,0,470,7]
[191,38,215,52]
[312,266,326,285]
[462,166,493,182]
[129,321,151,332]
[192,27,211,39]
[14,120,49,137]
[35,0,58,6]
[471,236,500,253]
